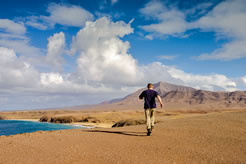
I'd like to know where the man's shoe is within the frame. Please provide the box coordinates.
[151,126,154,130]
[147,129,151,136]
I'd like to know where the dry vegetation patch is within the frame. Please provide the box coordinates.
[112,119,146,127]
[0,115,5,120]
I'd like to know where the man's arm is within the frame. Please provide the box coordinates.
[157,95,163,108]
[139,91,144,100]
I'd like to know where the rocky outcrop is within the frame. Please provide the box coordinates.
[40,116,80,123]
[39,115,100,124]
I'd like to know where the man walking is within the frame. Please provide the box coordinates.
[139,83,163,136]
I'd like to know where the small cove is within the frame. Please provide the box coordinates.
[0,120,91,136]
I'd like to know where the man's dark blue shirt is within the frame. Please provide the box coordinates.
[139,89,159,109]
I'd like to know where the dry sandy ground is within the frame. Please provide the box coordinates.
[0,111,245,164]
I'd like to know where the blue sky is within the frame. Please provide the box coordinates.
[0,0,246,110]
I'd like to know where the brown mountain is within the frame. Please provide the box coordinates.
[98,82,246,111]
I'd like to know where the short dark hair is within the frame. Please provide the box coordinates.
[147,83,153,89]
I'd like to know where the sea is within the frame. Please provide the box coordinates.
[0,120,92,136]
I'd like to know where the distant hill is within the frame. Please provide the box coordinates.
[95,81,246,111]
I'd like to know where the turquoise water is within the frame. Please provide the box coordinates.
[0,120,90,136]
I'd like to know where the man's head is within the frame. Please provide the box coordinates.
[147,83,154,89]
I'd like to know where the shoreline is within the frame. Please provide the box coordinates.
[4,118,113,128]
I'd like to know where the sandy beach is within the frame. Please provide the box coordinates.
[5,119,39,122]
[0,110,245,164]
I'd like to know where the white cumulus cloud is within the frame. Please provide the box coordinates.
[195,0,246,60]
[40,73,64,85]
[46,32,66,70]
[0,19,43,65]
[25,16,49,30]
[46,3,94,27]
[0,47,40,90]
[69,17,240,92]
[26,3,94,29]
[139,1,189,37]
[0,46,127,110]
[0,39,42,59]
[70,17,139,86]
[0,19,26,34]
[242,76,246,84]
[139,62,237,91]
[166,65,237,91]
[198,40,246,60]
[140,0,246,61]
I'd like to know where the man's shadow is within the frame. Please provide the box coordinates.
[83,129,147,137]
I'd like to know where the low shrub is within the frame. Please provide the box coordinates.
[112,119,145,128]
[79,117,100,123]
